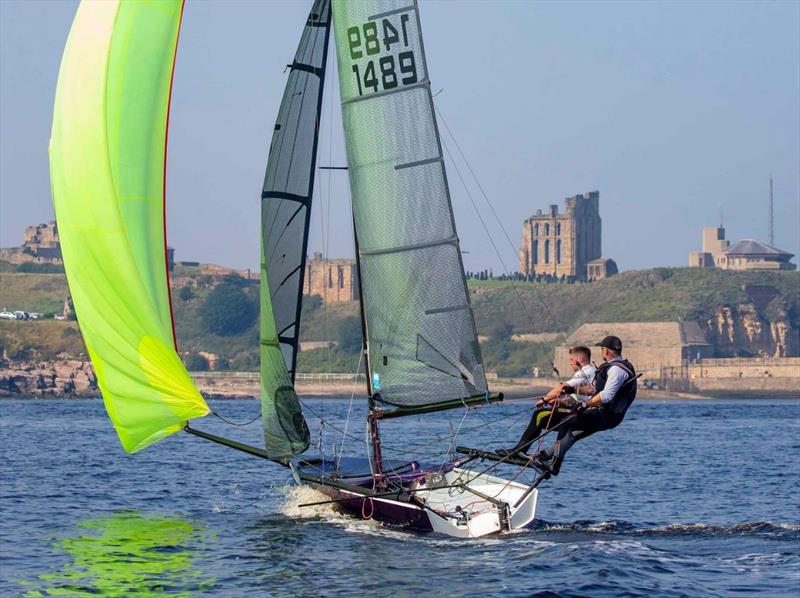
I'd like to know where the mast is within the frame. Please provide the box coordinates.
[352,205,384,477]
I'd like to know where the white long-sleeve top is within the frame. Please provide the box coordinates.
[566,364,596,391]
[598,356,631,404]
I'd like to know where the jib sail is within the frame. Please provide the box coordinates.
[260,0,332,457]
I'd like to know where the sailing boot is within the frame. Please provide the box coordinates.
[532,449,557,476]
[547,430,580,476]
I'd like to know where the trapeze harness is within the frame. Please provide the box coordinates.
[592,358,638,427]
[544,359,639,474]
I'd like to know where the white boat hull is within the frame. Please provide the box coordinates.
[307,466,538,539]
[417,467,538,538]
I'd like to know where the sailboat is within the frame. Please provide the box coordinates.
[50,0,547,538]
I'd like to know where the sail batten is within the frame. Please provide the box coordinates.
[333,0,488,407]
[260,0,332,459]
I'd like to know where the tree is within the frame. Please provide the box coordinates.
[178,285,194,301]
[184,352,209,371]
[201,282,257,336]
[335,316,363,353]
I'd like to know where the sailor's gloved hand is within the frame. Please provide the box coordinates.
[558,396,579,410]
[573,400,588,414]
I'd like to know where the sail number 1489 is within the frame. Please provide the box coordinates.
[348,15,418,96]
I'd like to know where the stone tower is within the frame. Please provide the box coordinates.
[518,191,602,280]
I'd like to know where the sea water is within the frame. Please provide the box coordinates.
[1,398,798,596]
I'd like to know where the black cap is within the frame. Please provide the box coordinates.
[597,335,622,352]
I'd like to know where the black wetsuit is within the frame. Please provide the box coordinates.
[513,405,574,453]
[548,359,637,473]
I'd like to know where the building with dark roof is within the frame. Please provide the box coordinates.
[718,240,796,271]
[689,227,795,271]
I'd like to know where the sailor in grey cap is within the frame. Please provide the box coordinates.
[532,335,638,476]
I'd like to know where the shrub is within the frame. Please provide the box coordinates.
[200,282,257,336]
[178,285,194,301]
[16,262,65,274]
[303,294,323,314]
[231,349,259,371]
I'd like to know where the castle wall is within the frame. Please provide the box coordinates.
[304,253,359,303]
[1,221,62,264]
[519,191,601,280]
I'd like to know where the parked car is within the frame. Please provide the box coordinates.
[0,309,16,320]
[14,311,29,320]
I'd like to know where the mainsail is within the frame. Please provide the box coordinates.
[332,0,488,407]
[260,0,332,458]
[49,0,209,453]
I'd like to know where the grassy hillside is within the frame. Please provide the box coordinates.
[469,268,799,334]
[0,273,69,315]
[1,267,797,375]
[0,320,85,360]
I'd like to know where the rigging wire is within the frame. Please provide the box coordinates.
[211,409,261,427]
[300,396,533,464]
[320,35,336,390]
[336,350,363,469]
[435,103,571,377]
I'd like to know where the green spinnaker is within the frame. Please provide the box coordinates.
[49,0,209,453]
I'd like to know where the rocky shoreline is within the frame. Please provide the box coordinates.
[0,359,97,397]
[1,360,797,399]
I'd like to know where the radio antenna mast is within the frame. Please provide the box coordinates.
[769,175,774,246]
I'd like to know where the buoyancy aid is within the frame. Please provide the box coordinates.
[593,358,637,418]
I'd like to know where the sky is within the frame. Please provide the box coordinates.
[1,0,798,274]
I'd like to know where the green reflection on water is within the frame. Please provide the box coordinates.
[24,511,216,596]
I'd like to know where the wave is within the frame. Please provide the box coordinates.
[536,519,800,540]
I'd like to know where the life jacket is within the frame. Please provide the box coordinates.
[593,358,637,419]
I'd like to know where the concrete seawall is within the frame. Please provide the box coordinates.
[2,362,797,398]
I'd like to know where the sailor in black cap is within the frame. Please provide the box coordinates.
[532,335,637,475]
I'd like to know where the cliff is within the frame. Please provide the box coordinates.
[0,359,97,397]
[707,303,798,358]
